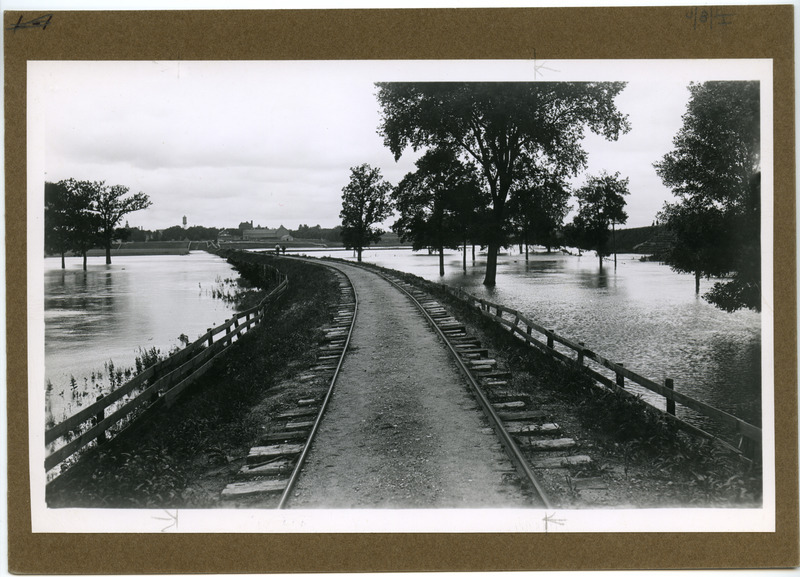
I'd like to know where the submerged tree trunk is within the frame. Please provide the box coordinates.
[483,242,499,286]
[357,247,363,263]
[105,242,112,265]
[524,226,529,261]
[82,251,88,271]
[60,251,65,269]
[695,269,701,294]
[598,252,603,270]
[439,247,445,277]
[462,239,467,272]
[612,222,617,270]
[472,244,475,262]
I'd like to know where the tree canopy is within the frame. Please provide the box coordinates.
[44,179,151,269]
[654,81,760,311]
[392,148,484,276]
[376,81,630,285]
[571,171,629,268]
[508,165,570,256]
[339,164,393,262]
[92,182,152,264]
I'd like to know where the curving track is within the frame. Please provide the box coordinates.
[221,258,593,508]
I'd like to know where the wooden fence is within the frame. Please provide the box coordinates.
[442,285,762,462]
[45,263,288,476]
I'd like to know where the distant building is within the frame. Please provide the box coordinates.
[217,229,240,241]
[242,226,294,242]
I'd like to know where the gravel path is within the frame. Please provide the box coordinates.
[288,262,531,508]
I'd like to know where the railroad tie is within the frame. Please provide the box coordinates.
[495,409,549,422]
[531,455,592,469]
[246,443,305,465]
[492,400,526,410]
[504,422,560,436]
[221,478,289,499]
[519,437,577,450]
[285,420,315,431]
[238,458,294,477]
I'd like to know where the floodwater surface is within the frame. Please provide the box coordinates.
[287,247,762,433]
[44,252,241,421]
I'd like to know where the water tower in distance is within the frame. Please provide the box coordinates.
[182,215,187,229]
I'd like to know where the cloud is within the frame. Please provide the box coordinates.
[38,62,702,231]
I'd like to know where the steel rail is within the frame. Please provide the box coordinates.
[276,260,358,509]
[373,270,553,509]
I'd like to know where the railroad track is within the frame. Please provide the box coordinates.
[219,267,357,504]
[220,259,598,508]
[373,270,600,509]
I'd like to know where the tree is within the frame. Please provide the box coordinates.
[392,148,483,276]
[571,171,629,269]
[508,166,570,258]
[339,164,393,262]
[57,179,103,271]
[92,183,152,264]
[654,81,760,311]
[376,82,630,286]
[657,198,734,294]
[44,181,73,268]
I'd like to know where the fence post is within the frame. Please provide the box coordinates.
[577,342,585,366]
[616,364,625,389]
[665,378,675,415]
[207,329,213,347]
[94,394,106,444]
[546,330,554,349]
[495,307,502,319]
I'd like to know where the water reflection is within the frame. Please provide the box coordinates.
[44,252,240,420]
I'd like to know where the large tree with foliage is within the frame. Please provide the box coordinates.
[508,165,571,258]
[571,171,629,269]
[376,82,630,286]
[392,148,484,276]
[55,179,103,271]
[339,164,393,262]
[92,182,152,264]
[654,81,760,311]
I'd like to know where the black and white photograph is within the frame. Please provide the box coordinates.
[27,57,773,534]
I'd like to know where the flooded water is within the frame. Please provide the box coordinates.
[44,252,241,422]
[286,246,762,433]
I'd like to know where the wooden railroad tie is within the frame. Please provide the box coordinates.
[246,443,305,465]
[504,422,560,436]
[221,478,289,499]
[531,455,592,469]
[519,437,577,450]
[238,458,294,477]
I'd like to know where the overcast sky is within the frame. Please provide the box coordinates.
[30,60,766,231]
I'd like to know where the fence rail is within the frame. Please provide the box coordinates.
[442,286,761,462]
[45,263,288,475]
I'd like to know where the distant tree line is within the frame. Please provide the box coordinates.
[292,224,345,243]
[45,179,151,270]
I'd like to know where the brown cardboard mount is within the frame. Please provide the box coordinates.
[6,6,797,573]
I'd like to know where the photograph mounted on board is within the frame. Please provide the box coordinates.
[28,58,773,534]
